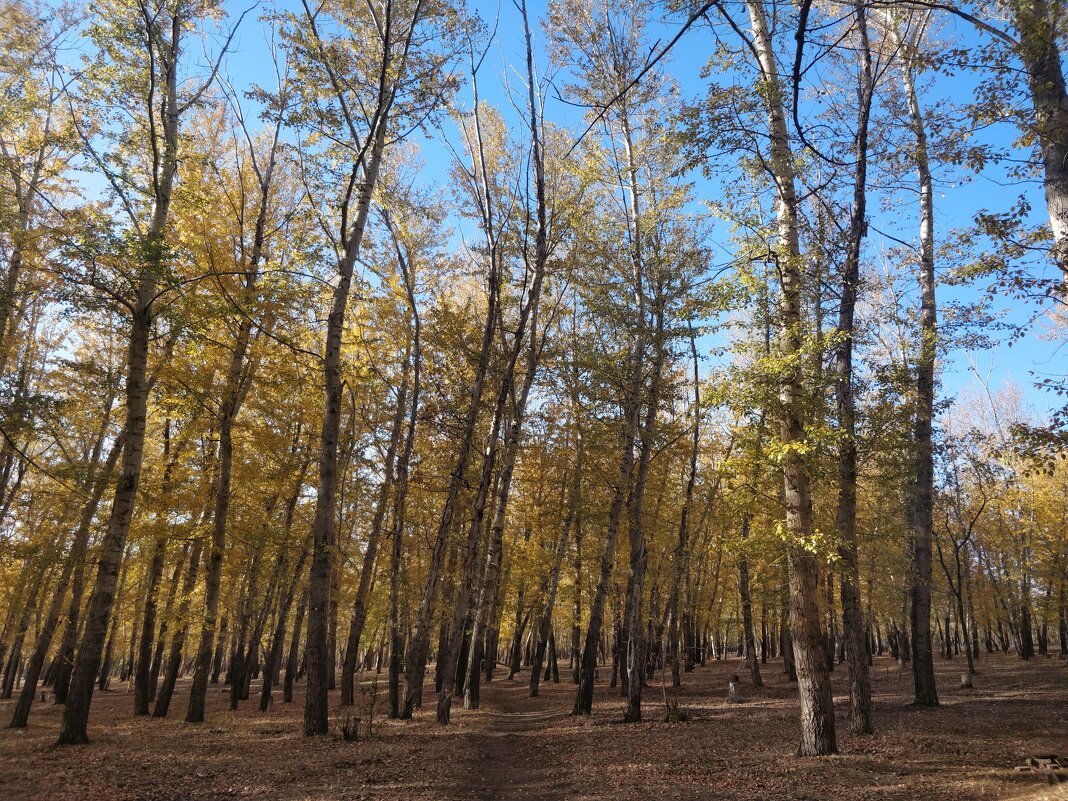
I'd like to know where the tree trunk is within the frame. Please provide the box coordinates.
[2,551,52,699]
[261,545,308,711]
[403,216,496,717]
[188,409,242,721]
[284,588,307,704]
[386,217,421,720]
[622,303,666,724]
[738,516,763,689]
[891,19,940,708]
[9,423,121,727]
[237,539,287,706]
[55,4,186,741]
[436,398,508,724]
[340,370,407,706]
[211,615,228,684]
[530,441,582,698]
[466,378,535,708]
[434,57,550,724]
[667,329,700,688]
[261,480,311,712]
[743,0,836,754]
[834,0,875,735]
[97,558,127,692]
[1006,0,1068,276]
[574,96,648,720]
[58,294,154,744]
[571,514,583,685]
[153,536,205,718]
[402,64,508,720]
[133,536,168,714]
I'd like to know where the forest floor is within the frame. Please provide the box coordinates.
[1,652,1066,801]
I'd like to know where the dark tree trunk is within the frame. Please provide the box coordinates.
[340,376,406,706]
[188,260,268,720]
[56,6,186,740]
[834,0,874,735]
[571,516,582,685]
[58,291,154,745]
[261,537,309,711]
[402,69,502,720]
[738,518,763,689]
[508,606,530,680]
[530,441,582,698]
[148,542,187,702]
[386,223,421,720]
[211,615,228,684]
[622,305,666,724]
[2,553,51,700]
[284,589,307,704]
[153,538,205,717]
[10,405,120,727]
[133,535,168,715]
[894,23,940,708]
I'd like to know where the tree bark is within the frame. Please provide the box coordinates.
[622,305,666,723]
[153,536,205,718]
[738,515,763,689]
[530,440,582,698]
[56,2,188,743]
[134,422,187,715]
[284,588,307,704]
[574,75,649,721]
[148,542,188,702]
[743,0,836,754]
[1,548,52,699]
[889,17,940,708]
[383,212,421,720]
[667,328,700,688]
[10,414,121,727]
[402,67,500,720]
[1004,0,1068,277]
[340,369,407,706]
[834,0,875,735]
[261,542,309,711]
[58,282,155,742]
[464,7,551,715]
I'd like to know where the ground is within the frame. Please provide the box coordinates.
[1,653,1066,801]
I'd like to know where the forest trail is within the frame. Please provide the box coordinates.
[2,656,1066,800]
[466,679,577,801]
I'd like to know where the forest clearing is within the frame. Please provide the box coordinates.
[3,0,1068,796]
[2,654,1066,801]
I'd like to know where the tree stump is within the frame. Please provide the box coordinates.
[727,675,742,703]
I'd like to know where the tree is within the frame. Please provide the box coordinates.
[882,10,940,708]
[57,0,241,744]
[738,0,837,754]
[833,0,876,735]
[280,0,461,734]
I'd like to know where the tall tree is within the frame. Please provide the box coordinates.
[884,12,940,708]
[834,0,876,734]
[58,0,239,745]
[738,0,837,754]
[185,78,284,724]
[287,0,460,733]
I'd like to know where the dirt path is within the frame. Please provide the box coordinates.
[465,680,576,800]
[2,654,1066,800]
